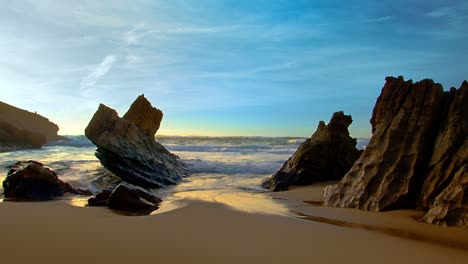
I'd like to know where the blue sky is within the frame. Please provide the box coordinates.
[0,1,467,137]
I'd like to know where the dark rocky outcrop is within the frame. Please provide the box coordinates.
[0,101,64,142]
[3,161,91,201]
[85,95,187,189]
[322,77,468,226]
[0,121,46,151]
[88,183,162,213]
[419,82,468,226]
[262,111,361,191]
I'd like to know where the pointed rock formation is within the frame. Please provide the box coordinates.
[322,77,468,226]
[123,95,163,137]
[85,95,187,189]
[262,111,361,191]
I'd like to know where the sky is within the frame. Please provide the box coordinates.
[0,0,467,137]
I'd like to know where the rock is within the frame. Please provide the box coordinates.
[262,111,361,191]
[88,189,112,207]
[2,161,91,201]
[322,77,468,226]
[0,101,64,142]
[107,183,161,212]
[420,164,467,226]
[123,94,163,137]
[85,95,187,189]
[0,121,46,152]
[420,81,468,225]
[323,77,444,211]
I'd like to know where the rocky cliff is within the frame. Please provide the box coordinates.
[85,95,187,189]
[0,121,46,151]
[262,111,361,191]
[0,101,64,141]
[322,77,468,226]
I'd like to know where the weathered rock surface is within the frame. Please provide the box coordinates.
[322,77,468,226]
[262,111,361,191]
[85,95,187,189]
[2,161,91,201]
[0,101,64,141]
[123,95,163,137]
[420,81,468,225]
[0,121,46,152]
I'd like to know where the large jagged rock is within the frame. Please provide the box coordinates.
[420,82,468,226]
[123,95,163,137]
[2,160,91,201]
[85,95,187,189]
[0,121,46,152]
[0,101,64,141]
[323,77,444,211]
[262,111,361,191]
[322,77,468,226]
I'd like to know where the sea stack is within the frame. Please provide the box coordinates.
[322,77,468,226]
[85,95,187,189]
[262,111,361,191]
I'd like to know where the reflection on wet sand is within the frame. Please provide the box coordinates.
[165,189,292,216]
[292,210,468,251]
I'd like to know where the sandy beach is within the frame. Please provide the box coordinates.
[1,184,467,264]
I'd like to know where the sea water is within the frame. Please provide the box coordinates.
[0,136,369,215]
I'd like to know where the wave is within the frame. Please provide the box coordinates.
[47,135,94,148]
[184,158,285,174]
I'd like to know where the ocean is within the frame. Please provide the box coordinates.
[0,136,369,215]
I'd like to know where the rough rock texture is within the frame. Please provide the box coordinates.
[262,111,361,191]
[322,77,468,226]
[2,161,91,201]
[0,121,46,152]
[0,101,64,141]
[420,82,468,225]
[123,94,163,137]
[85,96,187,189]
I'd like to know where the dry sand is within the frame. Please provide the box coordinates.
[1,184,467,264]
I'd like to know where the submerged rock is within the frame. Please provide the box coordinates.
[2,160,91,201]
[322,77,468,226]
[85,95,187,189]
[262,111,361,191]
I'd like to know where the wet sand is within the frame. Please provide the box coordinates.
[1,184,467,264]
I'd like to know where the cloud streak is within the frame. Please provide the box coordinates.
[80,55,117,90]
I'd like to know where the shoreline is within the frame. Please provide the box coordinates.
[1,184,467,264]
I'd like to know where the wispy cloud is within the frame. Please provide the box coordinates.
[427,7,452,17]
[366,16,392,23]
[80,55,117,90]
